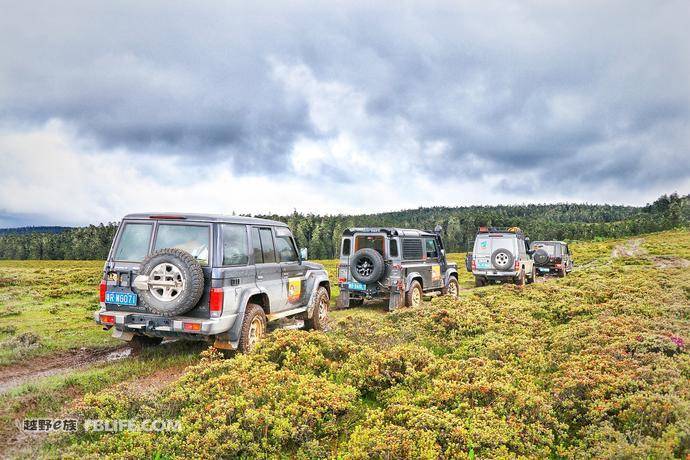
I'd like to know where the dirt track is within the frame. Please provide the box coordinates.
[0,346,131,395]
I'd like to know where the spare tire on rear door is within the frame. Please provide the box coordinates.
[491,248,514,271]
[350,248,385,284]
[532,249,549,266]
[134,248,205,317]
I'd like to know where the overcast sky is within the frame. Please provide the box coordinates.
[1,1,689,227]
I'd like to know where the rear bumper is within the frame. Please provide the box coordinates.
[94,308,238,336]
[472,270,519,279]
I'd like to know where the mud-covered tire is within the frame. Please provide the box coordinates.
[475,276,486,287]
[129,335,163,352]
[238,304,267,353]
[405,280,423,307]
[350,248,385,284]
[446,277,460,298]
[491,249,514,271]
[533,249,549,266]
[558,266,567,278]
[304,286,330,331]
[136,248,204,317]
[526,265,536,284]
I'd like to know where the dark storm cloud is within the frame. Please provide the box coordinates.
[0,0,689,188]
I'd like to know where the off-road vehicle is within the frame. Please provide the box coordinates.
[94,213,331,352]
[530,241,573,277]
[465,227,535,286]
[336,226,460,311]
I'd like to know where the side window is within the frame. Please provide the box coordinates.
[402,238,424,260]
[221,224,248,265]
[276,235,298,262]
[259,228,276,263]
[425,239,438,258]
[342,238,351,256]
[251,228,263,264]
[389,239,399,257]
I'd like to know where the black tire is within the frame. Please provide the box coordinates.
[304,286,330,331]
[474,276,486,287]
[465,253,473,272]
[526,265,536,284]
[558,266,566,278]
[446,277,460,298]
[350,248,385,284]
[405,280,423,307]
[129,335,163,353]
[491,249,515,271]
[238,304,267,353]
[136,248,204,317]
[533,249,549,266]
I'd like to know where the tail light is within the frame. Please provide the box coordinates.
[514,260,520,270]
[183,322,201,331]
[209,288,224,318]
[100,314,115,325]
[471,260,476,270]
[99,280,107,303]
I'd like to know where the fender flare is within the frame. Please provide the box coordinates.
[444,267,459,286]
[304,269,330,318]
[405,272,424,292]
[225,286,266,344]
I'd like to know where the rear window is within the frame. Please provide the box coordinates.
[474,234,516,255]
[154,224,210,265]
[533,242,560,256]
[114,223,152,262]
[355,235,385,255]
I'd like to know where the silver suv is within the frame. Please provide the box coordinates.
[466,227,535,286]
[94,213,330,352]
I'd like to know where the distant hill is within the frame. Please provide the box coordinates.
[0,226,72,236]
[0,193,687,260]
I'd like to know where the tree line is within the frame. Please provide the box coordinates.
[0,193,687,260]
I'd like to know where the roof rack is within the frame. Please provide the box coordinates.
[477,226,524,235]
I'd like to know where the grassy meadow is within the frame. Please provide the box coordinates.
[0,229,681,459]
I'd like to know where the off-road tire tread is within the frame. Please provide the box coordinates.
[138,248,204,317]
[350,248,386,284]
[447,277,460,298]
[238,303,266,353]
[304,286,330,331]
[405,280,423,307]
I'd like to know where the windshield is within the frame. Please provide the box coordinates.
[154,224,210,265]
[474,234,516,255]
[532,242,559,256]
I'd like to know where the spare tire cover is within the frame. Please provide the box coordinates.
[533,249,550,266]
[136,248,205,317]
[491,248,515,271]
[350,248,386,284]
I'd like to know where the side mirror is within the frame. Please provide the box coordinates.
[440,249,446,256]
[299,248,308,260]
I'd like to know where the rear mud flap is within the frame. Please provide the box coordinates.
[388,289,403,312]
[336,291,350,309]
[111,329,134,342]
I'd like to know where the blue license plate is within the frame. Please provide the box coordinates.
[538,268,550,272]
[105,291,138,306]
[476,262,490,269]
[347,282,366,291]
